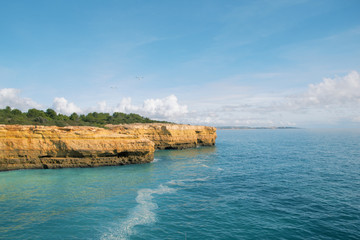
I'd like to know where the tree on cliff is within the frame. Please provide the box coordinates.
[46,108,57,119]
[0,107,168,127]
[70,113,79,121]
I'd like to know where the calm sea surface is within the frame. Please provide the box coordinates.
[1,129,360,240]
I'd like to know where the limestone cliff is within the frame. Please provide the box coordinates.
[0,125,154,171]
[106,123,217,149]
[0,123,216,171]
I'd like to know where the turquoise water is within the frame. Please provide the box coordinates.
[1,129,360,239]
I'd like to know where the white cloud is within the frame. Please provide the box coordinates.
[96,101,109,113]
[141,95,188,118]
[52,97,82,115]
[286,71,360,109]
[109,95,188,119]
[177,71,360,127]
[51,94,188,120]
[2,71,359,128]
[113,97,139,113]
[0,88,42,110]
[352,116,360,122]
[0,91,188,121]
[86,100,113,113]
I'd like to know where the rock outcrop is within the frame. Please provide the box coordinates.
[0,125,155,171]
[106,123,217,150]
[0,123,216,171]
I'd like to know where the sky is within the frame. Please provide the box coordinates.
[1,0,360,127]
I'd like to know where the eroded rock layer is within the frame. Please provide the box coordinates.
[0,125,154,171]
[106,123,217,149]
[0,123,216,171]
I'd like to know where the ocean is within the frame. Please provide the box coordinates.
[1,129,360,239]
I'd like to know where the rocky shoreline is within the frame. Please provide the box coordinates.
[0,123,216,171]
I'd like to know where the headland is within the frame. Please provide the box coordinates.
[0,123,216,171]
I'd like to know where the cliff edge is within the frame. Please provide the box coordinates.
[0,123,216,171]
[106,123,216,150]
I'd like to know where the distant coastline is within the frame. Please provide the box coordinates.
[216,126,300,130]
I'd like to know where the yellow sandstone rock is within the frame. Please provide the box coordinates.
[106,123,216,149]
[0,123,216,171]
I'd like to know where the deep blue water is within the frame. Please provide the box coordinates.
[1,129,360,240]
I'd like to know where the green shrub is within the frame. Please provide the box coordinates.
[0,107,169,127]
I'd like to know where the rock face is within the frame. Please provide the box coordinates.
[0,125,155,171]
[0,123,216,171]
[106,123,217,150]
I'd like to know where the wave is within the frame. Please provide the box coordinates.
[201,164,223,171]
[101,184,176,240]
[152,158,160,163]
[168,177,210,186]
[101,177,209,239]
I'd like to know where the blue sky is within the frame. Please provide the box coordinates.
[1,0,360,127]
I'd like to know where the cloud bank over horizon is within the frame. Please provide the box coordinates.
[285,71,360,110]
[0,90,188,121]
[84,95,188,119]
[1,71,360,127]
[0,88,43,110]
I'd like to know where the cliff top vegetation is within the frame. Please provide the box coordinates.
[0,106,168,127]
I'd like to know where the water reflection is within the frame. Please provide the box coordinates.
[154,146,219,181]
[155,146,216,158]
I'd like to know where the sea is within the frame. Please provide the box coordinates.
[1,129,360,240]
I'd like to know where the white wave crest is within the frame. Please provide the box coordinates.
[201,164,223,171]
[101,177,210,239]
[152,158,160,163]
[168,177,210,186]
[101,184,176,240]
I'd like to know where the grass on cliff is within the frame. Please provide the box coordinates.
[0,106,169,127]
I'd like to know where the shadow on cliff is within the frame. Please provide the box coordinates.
[155,146,216,159]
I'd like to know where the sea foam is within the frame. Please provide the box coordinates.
[101,176,210,240]
[101,184,176,240]
[168,176,210,186]
[152,158,160,163]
